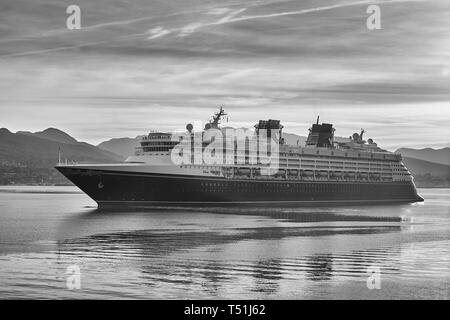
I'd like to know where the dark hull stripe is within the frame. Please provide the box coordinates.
[55,167,424,207]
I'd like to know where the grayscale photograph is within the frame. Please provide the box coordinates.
[0,0,449,303]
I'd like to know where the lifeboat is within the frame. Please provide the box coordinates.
[358,172,369,179]
[274,169,286,177]
[302,170,314,177]
[331,171,343,178]
[345,172,356,179]
[316,170,328,177]
[287,169,299,176]
[235,167,251,176]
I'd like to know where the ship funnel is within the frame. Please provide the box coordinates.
[306,120,335,148]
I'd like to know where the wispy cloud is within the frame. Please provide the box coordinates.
[0,0,448,149]
[154,0,424,40]
[179,23,205,37]
[0,0,426,57]
[147,27,171,39]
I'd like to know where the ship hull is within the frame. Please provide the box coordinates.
[56,167,424,208]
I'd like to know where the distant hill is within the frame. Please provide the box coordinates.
[397,147,450,166]
[0,129,123,166]
[18,128,78,145]
[283,133,306,146]
[0,128,124,185]
[97,136,144,158]
[402,157,450,177]
[402,157,450,188]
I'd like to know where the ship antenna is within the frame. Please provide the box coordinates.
[211,106,227,128]
[316,115,320,125]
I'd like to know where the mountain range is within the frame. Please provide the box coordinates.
[0,128,123,185]
[0,127,448,187]
[97,136,144,159]
[395,148,450,166]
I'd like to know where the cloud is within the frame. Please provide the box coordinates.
[171,0,424,40]
[207,7,233,15]
[0,0,448,149]
[0,0,429,58]
[179,23,205,37]
[215,8,247,23]
[147,27,171,39]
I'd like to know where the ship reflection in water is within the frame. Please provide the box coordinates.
[0,187,448,299]
[53,215,403,298]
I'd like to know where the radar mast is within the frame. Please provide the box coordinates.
[205,107,227,129]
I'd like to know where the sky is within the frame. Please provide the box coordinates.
[0,0,449,150]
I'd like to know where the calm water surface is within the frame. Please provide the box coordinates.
[0,186,448,299]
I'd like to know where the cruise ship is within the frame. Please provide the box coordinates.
[56,108,423,208]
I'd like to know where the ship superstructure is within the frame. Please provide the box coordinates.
[56,108,423,208]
